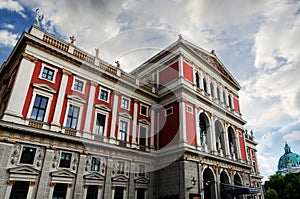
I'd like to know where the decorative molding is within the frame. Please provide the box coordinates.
[95,104,111,112]
[66,94,87,104]
[62,69,72,76]
[7,180,15,186]
[22,53,38,63]
[32,83,57,94]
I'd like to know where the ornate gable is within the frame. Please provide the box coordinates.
[8,165,40,181]
[84,172,105,184]
[95,104,111,112]
[32,83,57,93]
[66,94,87,104]
[134,176,149,184]
[112,175,129,182]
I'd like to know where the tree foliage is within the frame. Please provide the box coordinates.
[264,172,300,199]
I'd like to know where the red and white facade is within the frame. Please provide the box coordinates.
[0,25,263,199]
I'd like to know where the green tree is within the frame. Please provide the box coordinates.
[265,188,278,199]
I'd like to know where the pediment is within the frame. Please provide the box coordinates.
[112,175,129,182]
[118,112,132,119]
[51,169,75,178]
[95,104,111,112]
[84,172,104,181]
[9,165,39,176]
[134,176,149,184]
[138,119,150,125]
[32,83,57,94]
[66,94,87,104]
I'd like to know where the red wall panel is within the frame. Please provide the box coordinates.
[185,102,196,146]
[238,130,247,161]
[234,97,240,113]
[183,61,194,83]
[159,62,178,86]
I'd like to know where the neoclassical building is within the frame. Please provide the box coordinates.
[0,25,263,199]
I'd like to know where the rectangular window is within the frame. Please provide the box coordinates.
[121,97,129,109]
[117,161,125,174]
[165,107,173,116]
[139,126,147,146]
[137,188,145,199]
[41,67,54,81]
[91,157,100,171]
[86,185,98,199]
[59,152,72,168]
[140,104,148,116]
[20,147,36,164]
[119,120,128,141]
[73,79,84,92]
[66,105,80,129]
[114,186,124,199]
[139,164,145,176]
[52,183,67,199]
[30,95,48,122]
[95,113,106,135]
[99,89,109,102]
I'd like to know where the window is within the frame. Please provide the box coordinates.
[59,152,72,168]
[94,113,106,135]
[91,157,100,171]
[20,146,36,164]
[139,126,147,146]
[140,104,148,116]
[138,164,145,176]
[114,186,124,199]
[66,105,80,129]
[136,188,145,199]
[9,181,29,199]
[121,97,129,109]
[99,88,109,102]
[119,120,128,141]
[223,91,226,104]
[73,79,84,92]
[228,95,232,108]
[195,72,200,88]
[41,67,54,81]
[203,78,207,93]
[217,87,221,101]
[52,183,67,199]
[30,95,48,121]
[165,107,173,116]
[117,161,125,174]
[210,82,214,98]
[86,185,98,199]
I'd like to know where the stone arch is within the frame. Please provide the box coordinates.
[203,167,217,199]
[233,173,243,199]
[220,170,232,199]
[227,126,237,160]
[199,112,211,152]
[215,120,225,156]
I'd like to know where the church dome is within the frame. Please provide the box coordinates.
[277,143,300,171]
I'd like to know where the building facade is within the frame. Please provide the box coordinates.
[0,25,263,199]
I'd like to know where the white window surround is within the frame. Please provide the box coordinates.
[121,96,130,110]
[26,89,53,123]
[98,87,111,103]
[118,117,130,142]
[165,106,173,116]
[38,63,58,83]
[93,109,109,136]
[186,105,193,114]
[63,100,84,130]
[138,124,148,147]
[140,104,148,117]
[71,76,86,94]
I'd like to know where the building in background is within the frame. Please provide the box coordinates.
[0,25,263,199]
[277,142,300,175]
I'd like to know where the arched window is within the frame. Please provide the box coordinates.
[210,82,214,98]
[228,95,232,108]
[203,78,207,93]
[195,72,200,88]
[217,87,221,101]
[223,91,226,104]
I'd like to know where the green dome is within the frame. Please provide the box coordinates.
[278,143,300,171]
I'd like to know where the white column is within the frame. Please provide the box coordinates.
[26,181,35,199]
[178,55,183,77]
[97,185,103,199]
[150,108,155,148]
[178,99,187,143]
[3,56,36,122]
[224,127,230,158]
[144,189,148,199]
[123,187,127,199]
[48,183,56,199]
[132,99,139,145]
[4,180,15,199]
[110,91,120,143]
[83,81,97,133]
[66,184,72,199]
[235,131,242,161]
[210,118,217,154]
[111,187,115,199]
[83,185,88,199]
[51,69,71,129]
[194,107,201,148]
[134,189,137,199]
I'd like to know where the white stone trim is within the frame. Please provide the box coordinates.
[83,82,96,133]
[38,63,58,83]
[138,124,149,147]
[63,100,84,130]
[71,76,86,94]
[93,109,109,136]
[98,87,111,103]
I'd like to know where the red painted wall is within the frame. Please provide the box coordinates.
[158,101,179,148]
[238,130,247,161]
[185,102,196,146]
[159,62,178,86]
[183,61,194,83]
[233,97,240,113]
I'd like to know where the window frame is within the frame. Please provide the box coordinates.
[93,110,108,136]
[118,119,129,142]
[165,106,173,116]
[121,96,130,110]
[98,87,110,103]
[72,77,86,93]
[39,63,57,83]
[64,100,83,130]
[19,146,37,164]
[29,94,49,122]
[140,104,148,117]
[91,157,100,171]
[59,152,72,168]
[117,161,125,174]
[138,124,148,147]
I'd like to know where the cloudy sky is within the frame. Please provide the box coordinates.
[1,0,300,182]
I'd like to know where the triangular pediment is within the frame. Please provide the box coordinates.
[66,94,87,104]
[138,118,150,125]
[112,175,129,182]
[32,83,57,93]
[95,104,111,112]
[118,112,132,119]
[134,176,149,184]
[84,172,104,181]
[51,169,75,178]
[9,165,39,176]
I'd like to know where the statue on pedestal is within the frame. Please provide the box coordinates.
[34,9,44,27]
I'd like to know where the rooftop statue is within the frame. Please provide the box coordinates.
[34,9,44,27]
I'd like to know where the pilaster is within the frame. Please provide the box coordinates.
[83,81,97,133]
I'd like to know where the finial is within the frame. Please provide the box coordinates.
[178,34,182,40]
[95,48,99,58]
[211,50,215,55]
[115,60,120,68]
[69,36,76,44]
[34,9,44,27]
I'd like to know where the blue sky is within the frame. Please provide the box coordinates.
[1,0,300,182]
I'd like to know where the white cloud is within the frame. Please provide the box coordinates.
[284,130,300,142]
[0,0,27,18]
[1,23,14,29]
[0,30,18,47]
